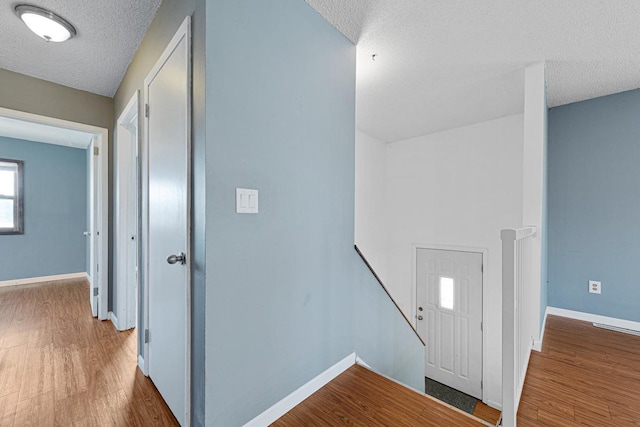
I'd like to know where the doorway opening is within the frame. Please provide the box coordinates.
[115,91,140,335]
[414,245,488,411]
[0,106,109,319]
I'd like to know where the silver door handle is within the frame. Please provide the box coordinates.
[167,252,186,265]
[83,231,91,236]
[418,315,424,320]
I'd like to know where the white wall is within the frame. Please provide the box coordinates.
[384,114,524,407]
[355,130,389,284]
[522,63,547,344]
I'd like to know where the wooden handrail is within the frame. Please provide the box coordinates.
[354,245,426,346]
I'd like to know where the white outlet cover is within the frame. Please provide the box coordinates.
[589,280,601,294]
[236,188,259,214]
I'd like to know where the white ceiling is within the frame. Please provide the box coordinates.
[0,0,161,97]
[0,115,94,149]
[306,0,640,142]
[1,1,638,142]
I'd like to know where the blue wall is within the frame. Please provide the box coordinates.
[548,89,640,322]
[204,1,424,425]
[0,136,87,281]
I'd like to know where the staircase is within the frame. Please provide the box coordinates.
[272,364,495,426]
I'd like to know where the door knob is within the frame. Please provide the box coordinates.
[418,315,424,320]
[83,231,91,236]
[167,252,186,265]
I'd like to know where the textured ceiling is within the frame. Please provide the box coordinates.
[306,0,640,142]
[0,0,161,97]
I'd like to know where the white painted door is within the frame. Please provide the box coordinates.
[145,18,190,426]
[87,137,105,318]
[416,248,483,399]
[116,105,139,331]
[87,138,97,317]
[127,133,139,330]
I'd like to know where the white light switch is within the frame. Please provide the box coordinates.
[236,188,258,213]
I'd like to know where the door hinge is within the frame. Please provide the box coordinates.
[481,321,483,331]
[481,380,483,390]
[93,146,99,156]
[144,329,150,343]
[145,103,149,118]
[481,263,484,273]
[96,264,99,273]
[93,287,98,297]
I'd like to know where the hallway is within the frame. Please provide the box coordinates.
[0,279,178,426]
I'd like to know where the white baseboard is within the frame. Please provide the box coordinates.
[532,307,548,352]
[547,306,640,332]
[243,353,356,427]
[138,355,146,375]
[0,272,88,288]
[108,311,121,330]
[355,356,370,369]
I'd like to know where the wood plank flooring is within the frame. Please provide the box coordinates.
[272,364,488,426]
[518,315,640,426]
[473,401,501,426]
[0,279,178,427]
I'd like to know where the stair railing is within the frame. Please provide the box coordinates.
[501,226,537,427]
[354,245,425,346]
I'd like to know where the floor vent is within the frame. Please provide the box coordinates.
[593,323,640,336]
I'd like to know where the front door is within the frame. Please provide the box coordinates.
[145,17,190,426]
[416,248,483,399]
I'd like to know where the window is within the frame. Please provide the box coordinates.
[0,159,24,235]
[439,276,454,310]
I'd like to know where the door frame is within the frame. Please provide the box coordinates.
[412,243,488,402]
[0,106,109,320]
[141,16,191,424]
[115,91,140,331]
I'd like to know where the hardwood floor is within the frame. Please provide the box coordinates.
[0,279,178,427]
[272,364,488,426]
[473,401,501,426]
[518,315,640,426]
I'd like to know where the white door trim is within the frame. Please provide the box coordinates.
[115,91,140,332]
[412,243,488,402]
[0,106,109,321]
[141,16,191,425]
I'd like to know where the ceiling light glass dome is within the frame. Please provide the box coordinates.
[15,4,76,42]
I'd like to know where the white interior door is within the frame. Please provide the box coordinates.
[145,17,190,426]
[416,248,483,399]
[127,127,139,330]
[87,138,97,317]
[116,96,140,331]
[88,136,106,319]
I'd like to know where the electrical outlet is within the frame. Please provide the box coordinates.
[589,280,601,294]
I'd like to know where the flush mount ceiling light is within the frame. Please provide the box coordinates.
[15,4,76,42]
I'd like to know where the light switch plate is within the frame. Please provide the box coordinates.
[236,188,258,214]
[589,280,601,294]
